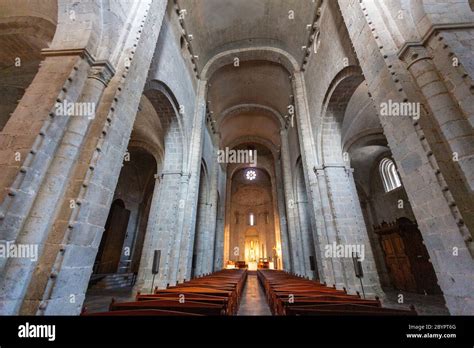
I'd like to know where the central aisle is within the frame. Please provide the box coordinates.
[237,272,272,316]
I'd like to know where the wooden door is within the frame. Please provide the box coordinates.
[403,230,442,294]
[380,234,417,292]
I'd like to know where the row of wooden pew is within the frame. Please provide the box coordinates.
[82,269,247,316]
[257,270,417,316]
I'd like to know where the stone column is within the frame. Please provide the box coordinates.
[203,155,219,274]
[295,182,317,279]
[0,51,93,268]
[401,45,474,234]
[0,59,115,315]
[274,155,291,270]
[16,1,167,315]
[168,174,191,285]
[213,168,226,271]
[193,192,209,277]
[135,171,183,292]
[322,165,382,295]
[339,0,474,314]
[223,172,232,265]
[176,80,208,283]
[313,167,342,288]
[279,128,304,274]
[292,71,335,283]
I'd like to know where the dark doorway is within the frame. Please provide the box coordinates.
[374,218,441,294]
[94,199,131,274]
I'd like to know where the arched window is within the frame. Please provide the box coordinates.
[470,0,474,11]
[379,158,402,192]
[248,212,256,226]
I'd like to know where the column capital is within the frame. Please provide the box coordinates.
[88,60,115,86]
[399,45,432,68]
[41,48,115,86]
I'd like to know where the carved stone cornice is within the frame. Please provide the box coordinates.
[397,22,474,59]
[398,45,432,69]
[88,60,115,86]
[41,48,115,86]
[41,48,95,65]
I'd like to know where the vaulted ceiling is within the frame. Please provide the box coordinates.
[177,0,319,153]
[208,60,289,150]
[178,0,319,71]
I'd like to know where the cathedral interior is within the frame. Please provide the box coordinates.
[0,0,473,320]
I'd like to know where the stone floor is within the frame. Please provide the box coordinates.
[381,289,449,315]
[237,272,272,316]
[83,287,135,313]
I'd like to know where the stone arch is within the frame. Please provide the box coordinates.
[229,160,274,182]
[202,46,299,80]
[0,0,58,131]
[226,135,280,160]
[48,0,117,58]
[143,80,186,174]
[218,104,286,130]
[88,145,158,281]
[126,147,160,276]
[319,67,365,165]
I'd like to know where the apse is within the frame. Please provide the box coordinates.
[226,167,282,271]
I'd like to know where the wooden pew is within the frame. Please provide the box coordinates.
[84,309,203,316]
[257,269,417,316]
[82,269,247,316]
[286,304,416,316]
[109,298,226,315]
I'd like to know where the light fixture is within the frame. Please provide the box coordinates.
[246,169,256,181]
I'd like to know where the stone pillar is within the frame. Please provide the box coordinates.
[339,0,474,314]
[135,171,183,292]
[268,171,282,270]
[313,167,343,288]
[213,168,226,271]
[279,128,304,274]
[223,172,232,265]
[274,154,291,271]
[203,155,219,274]
[0,59,115,315]
[295,181,317,279]
[0,51,93,266]
[10,0,167,315]
[292,71,335,283]
[193,191,208,277]
[168,174,191,285]
[425,31,474,127]
[400,45,474,234]
[176,80,208,283]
